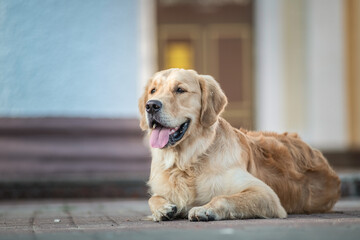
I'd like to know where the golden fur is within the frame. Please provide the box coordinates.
[138,68,341,221]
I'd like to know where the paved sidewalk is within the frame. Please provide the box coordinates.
[1,198,360,240]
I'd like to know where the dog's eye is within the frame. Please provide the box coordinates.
[150,88,156,94]
[176,87,185,94]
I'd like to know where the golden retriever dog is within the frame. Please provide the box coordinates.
[138,68,341,221]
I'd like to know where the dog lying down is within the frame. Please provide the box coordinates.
[138,68,341,222]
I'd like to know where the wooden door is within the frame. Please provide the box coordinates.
[157,0,254,129]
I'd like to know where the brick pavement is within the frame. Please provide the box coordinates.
[0,198,359,240]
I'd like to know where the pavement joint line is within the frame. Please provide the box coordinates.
[62,203,79,230]
[105,215,120,226]
[29,211,38,240]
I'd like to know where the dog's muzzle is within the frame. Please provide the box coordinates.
[145,100,190,149]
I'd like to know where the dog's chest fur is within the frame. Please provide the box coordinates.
[149,164,254,209]
[149,164,196,212]
[148,127,250,211]
[148,149,251,212]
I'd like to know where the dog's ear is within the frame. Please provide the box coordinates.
[199,75,228,127]
[138,79,152,130]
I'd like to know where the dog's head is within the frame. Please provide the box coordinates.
[138,68,227,149]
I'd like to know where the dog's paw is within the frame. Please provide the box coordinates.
[152,203,178,222]
[188,206,220,222]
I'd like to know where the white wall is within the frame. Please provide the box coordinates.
[138,0,157,97]
[305,0,347,150]
[255,0,348,150]
[0,0,139,118]
[255,0,286,133]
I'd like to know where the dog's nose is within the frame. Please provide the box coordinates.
[146,100,162,114]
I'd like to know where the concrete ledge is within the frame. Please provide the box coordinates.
[0,171,359,199]
[1,117,359,199]
[0,177,149,199]
[339,172,360,197]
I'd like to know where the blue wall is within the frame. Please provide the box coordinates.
[0,0,139,117]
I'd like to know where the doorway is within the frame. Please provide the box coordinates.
[157,0,254,129]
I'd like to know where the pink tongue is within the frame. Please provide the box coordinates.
[150,127,171,148]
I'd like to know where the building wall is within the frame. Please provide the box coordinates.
[0,0,139,118]
[0,0,355,150]
[255,0,348,150]
[305,0,347,150]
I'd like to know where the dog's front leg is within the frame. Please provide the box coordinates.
[148,195,178,221]
[188,185,287,221]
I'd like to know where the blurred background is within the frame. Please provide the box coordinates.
[0,0,359,199]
